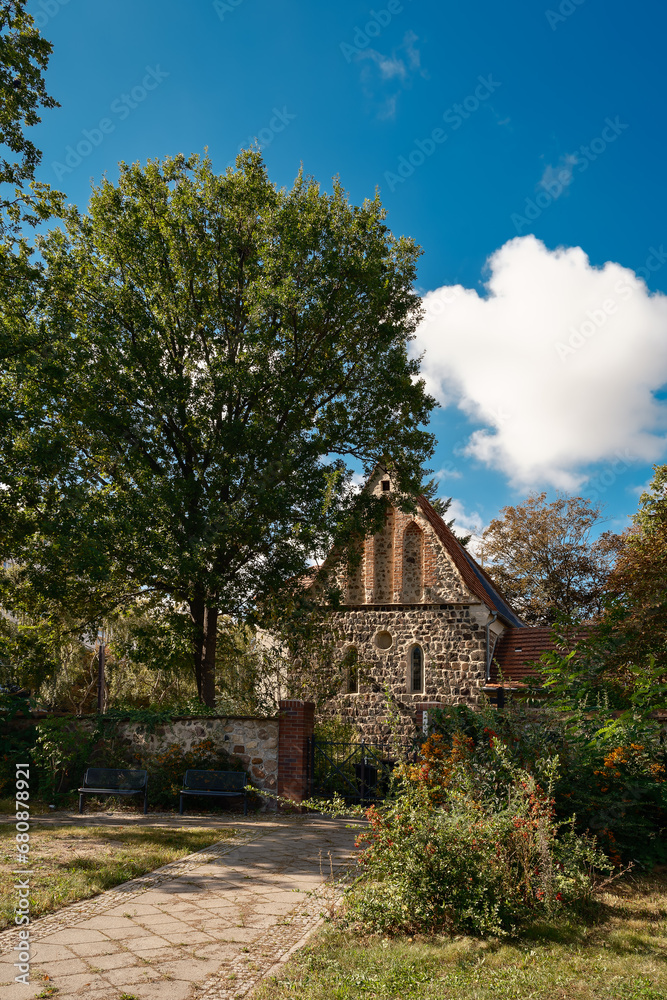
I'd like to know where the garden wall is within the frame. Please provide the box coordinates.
[117,715,279,792]
[4,701,315,803]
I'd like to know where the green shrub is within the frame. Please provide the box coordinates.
[32,717,96,800]
[427,699,667,867]
[345,747,612,938]
[0,693,37,796]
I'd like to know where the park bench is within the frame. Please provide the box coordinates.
[179,769,248,815]
[78,767,148,814]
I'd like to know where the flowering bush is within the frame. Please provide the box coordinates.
[425,700,667,867]
[345,743,612,937]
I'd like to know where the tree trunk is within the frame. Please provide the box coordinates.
[190,598,218,707]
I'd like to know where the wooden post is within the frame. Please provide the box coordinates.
[97,631,105,714]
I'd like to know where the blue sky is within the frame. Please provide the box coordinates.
[27,0,667,541]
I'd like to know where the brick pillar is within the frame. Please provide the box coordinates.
[416,702,441,734]
[277,700,315,803]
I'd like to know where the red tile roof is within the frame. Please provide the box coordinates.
[491,626,588,682]
[416,495,525,627]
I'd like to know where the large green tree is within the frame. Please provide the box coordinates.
[1,151,436,704]
[0,0,58,236]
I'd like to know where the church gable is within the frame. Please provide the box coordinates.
[324,468,479,608]
[309,467,527,738]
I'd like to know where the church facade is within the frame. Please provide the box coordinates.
[306,466,545,738]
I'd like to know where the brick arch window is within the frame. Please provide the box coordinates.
[373,507,394,602]
[346,538,364,605]
[409,644,424,693]
[402,521,424,602]
[342,646,359,694]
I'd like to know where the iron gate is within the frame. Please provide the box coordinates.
[306,737,420,804]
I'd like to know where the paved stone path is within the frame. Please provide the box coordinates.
[0,816,360,1000]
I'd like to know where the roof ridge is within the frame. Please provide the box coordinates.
[416,494,525,628]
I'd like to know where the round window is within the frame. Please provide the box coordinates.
[374,630,393,650]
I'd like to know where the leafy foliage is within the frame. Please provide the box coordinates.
[600,464,667,682]
[345,737,612,938]
[480,492,622,625]
[426,700,667,869]
[0,0,60,237]
[31,716,96,799]
[1,150,435,704]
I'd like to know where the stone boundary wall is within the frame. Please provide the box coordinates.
[8,703,317,801]
[118,716,279,793]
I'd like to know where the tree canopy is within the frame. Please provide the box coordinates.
[1,151,436,704]
[0,0,58,238]
[602,465,667,673]
[480,492,621,626]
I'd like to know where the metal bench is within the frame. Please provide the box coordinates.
[78,767,148,814]
[179,769,248,816]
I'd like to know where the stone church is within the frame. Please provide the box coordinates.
[306,465,554,738]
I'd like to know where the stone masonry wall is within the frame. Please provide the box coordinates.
[324,604,488,739]
[318,470,490,737]
[335,472,474,608]
[118,716,279,793]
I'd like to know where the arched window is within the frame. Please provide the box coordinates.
[343,647,359,694]
[402,521,424,602]
[410,645,423,693]
[373,507,394,602]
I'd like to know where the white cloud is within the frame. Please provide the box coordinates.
[446,499,486,557]
[415,236,667,490]
[435,464,462,481]
[539,153,577,194]
[357,32,426,119]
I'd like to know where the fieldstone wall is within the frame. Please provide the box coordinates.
[118,716,279,793]
[323,605,488,739]
[311,469,509,737]
[331,469,475,607]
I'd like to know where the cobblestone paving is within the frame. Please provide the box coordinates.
[0,817,359,1000]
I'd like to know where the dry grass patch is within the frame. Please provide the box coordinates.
[256,869,667,1000]
[0,823,234,929]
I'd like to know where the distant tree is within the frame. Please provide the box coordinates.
[0,151,436,705]
[420,477,471,546]
[602,465,667,675]
[480,492,622,625]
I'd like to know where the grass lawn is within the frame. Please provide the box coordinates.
[256,870,667,1000]
[0,823,235,930]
